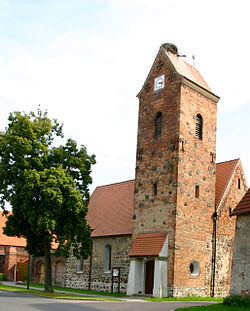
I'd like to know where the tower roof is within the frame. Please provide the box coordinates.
[137,43,219,101]
[161,43,211,92]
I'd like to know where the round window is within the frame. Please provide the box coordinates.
[190,261,200,276]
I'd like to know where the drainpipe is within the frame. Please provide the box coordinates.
[211,210,218,297]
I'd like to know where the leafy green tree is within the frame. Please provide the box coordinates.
[0,109,95,292]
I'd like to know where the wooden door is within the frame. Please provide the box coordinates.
[145,260,154,294]
[16,261,28,281]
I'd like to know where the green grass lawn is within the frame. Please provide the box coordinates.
[175,304,250,311]
[145,296,222,302]
[23,283,223,301]
[26,282,126,297]
[0,284,119,301]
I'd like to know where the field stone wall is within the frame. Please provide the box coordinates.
[65,235,132,293]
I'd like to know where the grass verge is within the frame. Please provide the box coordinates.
[145,296,223,302]
[26,282,126,297]
[0,284,119,301]
[175,304,250,311]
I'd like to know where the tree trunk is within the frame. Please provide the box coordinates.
[44,235,53,292]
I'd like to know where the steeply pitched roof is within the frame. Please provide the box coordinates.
[215,159,239,207]
[128,232,167,257]
[87,180,134,237]
[87,160,241,237]
[0,214,26,247]
[161,44,211,92]
[231,188,250,216]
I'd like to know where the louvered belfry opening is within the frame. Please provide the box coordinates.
[155,112,162,138]
[195,114,203,140]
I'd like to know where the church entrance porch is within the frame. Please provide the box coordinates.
[127,232,168,297]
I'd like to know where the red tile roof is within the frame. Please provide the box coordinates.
[0,214,26,247]
[129,232,167,257]
[231,188,250,216]
[215,159,239,207]
[161,45,211,92]
[0,214,58,249]
[87,180,134,237]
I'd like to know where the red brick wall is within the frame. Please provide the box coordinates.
[4,246,28,281]
[172,83,217,296]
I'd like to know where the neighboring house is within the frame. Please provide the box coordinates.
[230,188,250,296]
[0,213,28,281]
[0,213,65,285]
[65,46,247,297]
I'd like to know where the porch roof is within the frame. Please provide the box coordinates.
[129,232,167,257]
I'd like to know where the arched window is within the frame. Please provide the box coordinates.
[76,257,83,273]
[104,245,111,273]
[195,114,203,140]
[155,112,162,138]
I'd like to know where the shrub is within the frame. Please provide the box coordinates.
[223,296,250,307]
[0,273,7,281]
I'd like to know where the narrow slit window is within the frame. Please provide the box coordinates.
[155,112,162,139]
[195,114,203,140]
[195,185,199,198]
[152,182,158,196]
[238,179,241,189]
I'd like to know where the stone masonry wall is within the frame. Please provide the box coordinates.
[65,235,131,293]
[230,214,250,296]
[215,164,247,296]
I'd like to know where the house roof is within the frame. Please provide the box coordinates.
[0,213,26,247]
[0,214,58,250]
[215,159,239,207]
[87,160,240,237]
[87,180,134,237]
[231,188,250,216]
[128,232,167,257]
[161,44,212,92]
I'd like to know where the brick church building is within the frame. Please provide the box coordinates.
[65,43,247,297]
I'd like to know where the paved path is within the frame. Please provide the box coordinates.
[0,290,218,311]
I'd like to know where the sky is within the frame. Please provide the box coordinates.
[0,0,250,193]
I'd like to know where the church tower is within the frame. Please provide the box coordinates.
[127,43,220,297]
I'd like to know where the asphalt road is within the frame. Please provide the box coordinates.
[0,291,218,311]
